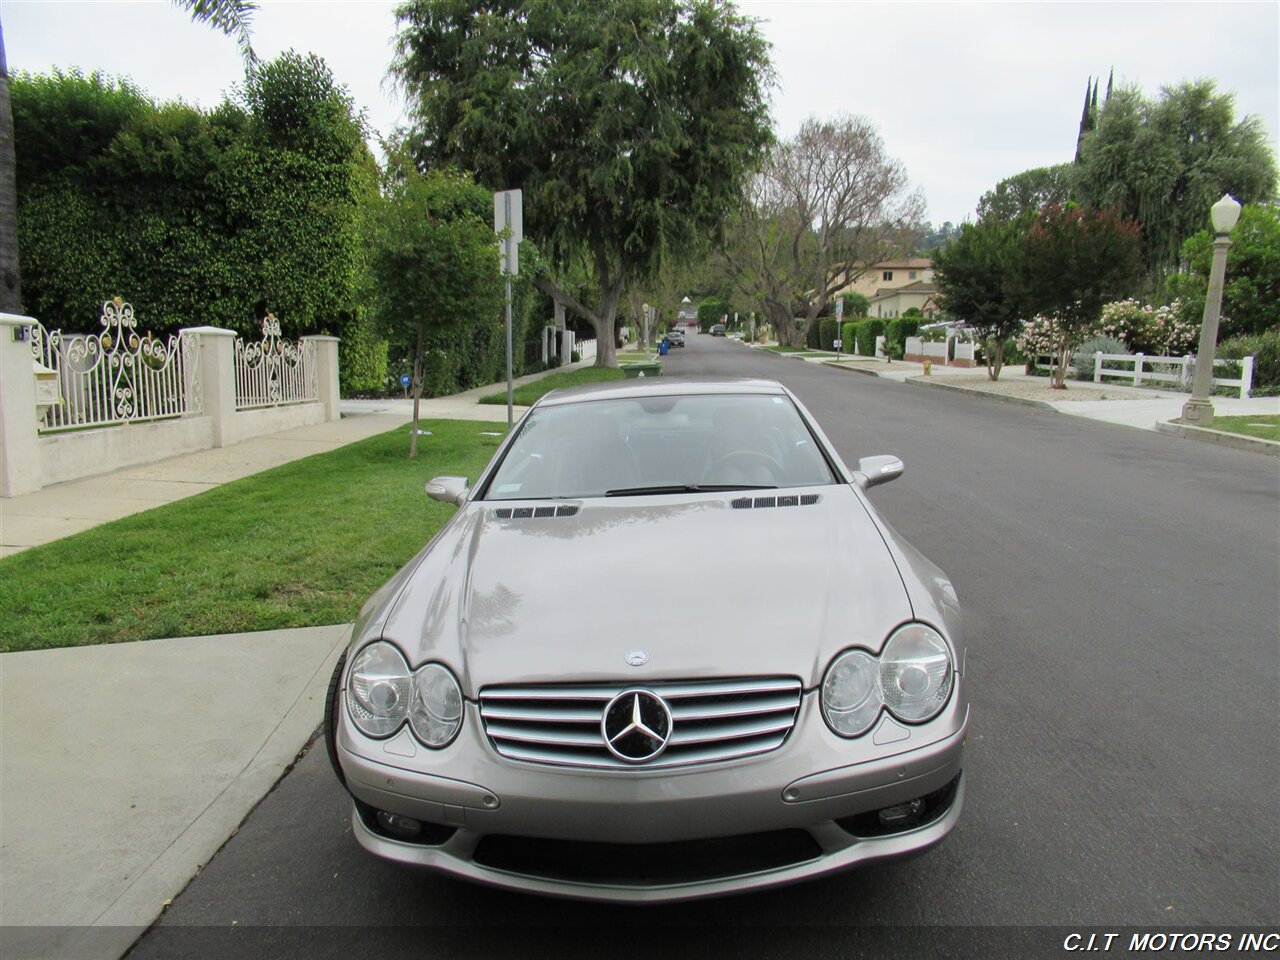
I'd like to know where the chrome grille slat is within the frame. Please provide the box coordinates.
[478,677,801,770]
[485,722,603,747]
[668,693,798,720]
[480,704,602,723]
[667,715,796,746]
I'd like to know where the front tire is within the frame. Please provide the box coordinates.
[324,651,348,786]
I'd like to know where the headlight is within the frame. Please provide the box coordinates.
[821,623,955,737]
[880,623,953,723]
[347,642,412,737]
[821,650,881,737]
[409,664,463,747]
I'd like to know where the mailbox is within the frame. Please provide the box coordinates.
[33,361,61,425]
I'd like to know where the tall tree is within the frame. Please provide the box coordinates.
[1073,77,1094,163]
[1015,202,1144,387]
[1168,203,1280,340]
[0,0,258,316]
[367,161,502,458]
[390,0,773,367]
[932,216,1030,380]
[722,115,925,347]
[0,29,20,313]
[1076,80,1278,283]
[977,164,1076,223]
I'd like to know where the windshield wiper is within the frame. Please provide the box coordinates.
[604,483,777,497]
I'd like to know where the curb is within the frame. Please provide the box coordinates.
[904,376,1054,410]
[822,361,886,378]
[1154,420,1280,457]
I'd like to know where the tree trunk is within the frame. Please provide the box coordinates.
[986,338,1004,381]
[0,33,22,315]
[533,273,623,368]
[771,305,804,347]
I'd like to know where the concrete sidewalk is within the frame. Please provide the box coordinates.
[0,363,588,556]
[810,352,1280,433]
[0,624,350,960]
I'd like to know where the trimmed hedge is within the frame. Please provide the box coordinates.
[819,317,839,351]
[806,319,823,349]
[885,318,921,351]
[339,309,388,394]
[856,318,886,356]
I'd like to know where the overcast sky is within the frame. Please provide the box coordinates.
[2,0,1277,226]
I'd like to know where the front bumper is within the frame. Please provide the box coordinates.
[336,691,969,902]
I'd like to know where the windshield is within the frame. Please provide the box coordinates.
[484,393,836,500]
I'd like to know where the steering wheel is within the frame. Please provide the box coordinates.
[702,450,784,482]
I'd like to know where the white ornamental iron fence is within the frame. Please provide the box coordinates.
[30,297,198,434]
[234,314,318,410]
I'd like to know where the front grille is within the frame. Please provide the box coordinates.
[479,677,803,770]
[473,829,821,885]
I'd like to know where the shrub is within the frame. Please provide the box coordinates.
[841,292,870,317]
[696,298,732,332]
[920,326,949,343]
[841,321,857,352]
[884,318,920,352]
[902,307,923,319]
[857,318,886,355]
[819,317,839,351]
[806,320,823,349]
[338,310,388,395]
[1072,336,1130,381]
[1218,330,1280,396]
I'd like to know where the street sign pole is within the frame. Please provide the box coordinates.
[834,297,844,357]
[494,190,523,430]
[504,194,514,428]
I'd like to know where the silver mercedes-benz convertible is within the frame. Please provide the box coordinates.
[325,378,968,902]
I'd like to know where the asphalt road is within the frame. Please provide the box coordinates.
[130,335,1279,959]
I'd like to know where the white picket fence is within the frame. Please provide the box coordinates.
[1093,352,1254,399]
[578,337,597,362]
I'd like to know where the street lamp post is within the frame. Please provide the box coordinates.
[1181,194,1241,427]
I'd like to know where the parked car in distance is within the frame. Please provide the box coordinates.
[326,378,968,903]
[710,324,726,337]
[666,329,685,347]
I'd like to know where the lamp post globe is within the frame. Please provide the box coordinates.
[1181,194,1241,427]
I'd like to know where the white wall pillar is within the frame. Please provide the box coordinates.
[0,314,43,497]
[560,329,575,366]
[183,326,237,448]
[302,335,340,421]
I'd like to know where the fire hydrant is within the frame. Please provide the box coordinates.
[923,360,933,376]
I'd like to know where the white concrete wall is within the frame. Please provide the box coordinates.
[1,317,340,497]
[38,417,215,487]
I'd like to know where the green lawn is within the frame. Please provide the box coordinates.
[478,366,627,405]
[762,344,808,353]
[1203,414,1280,441]
[0,422,502,652]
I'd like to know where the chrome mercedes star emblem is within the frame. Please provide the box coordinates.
[601,690,672,763]
[625,649,649,667]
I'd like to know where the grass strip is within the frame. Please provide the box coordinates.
[0,421,502,652]
[478,366,627,405]
[1200,414,1280,441]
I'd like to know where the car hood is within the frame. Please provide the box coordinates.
[378,487,913,692]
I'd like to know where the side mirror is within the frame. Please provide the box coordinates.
[854,455,903,490]
[426,476,469,506]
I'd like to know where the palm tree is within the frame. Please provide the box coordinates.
[0,1,257,315]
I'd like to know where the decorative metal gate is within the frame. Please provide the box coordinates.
[233,314,317,410]
[31,298,197,434]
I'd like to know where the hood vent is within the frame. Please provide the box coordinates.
[494,505,580,520]
[731,494,821,510]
